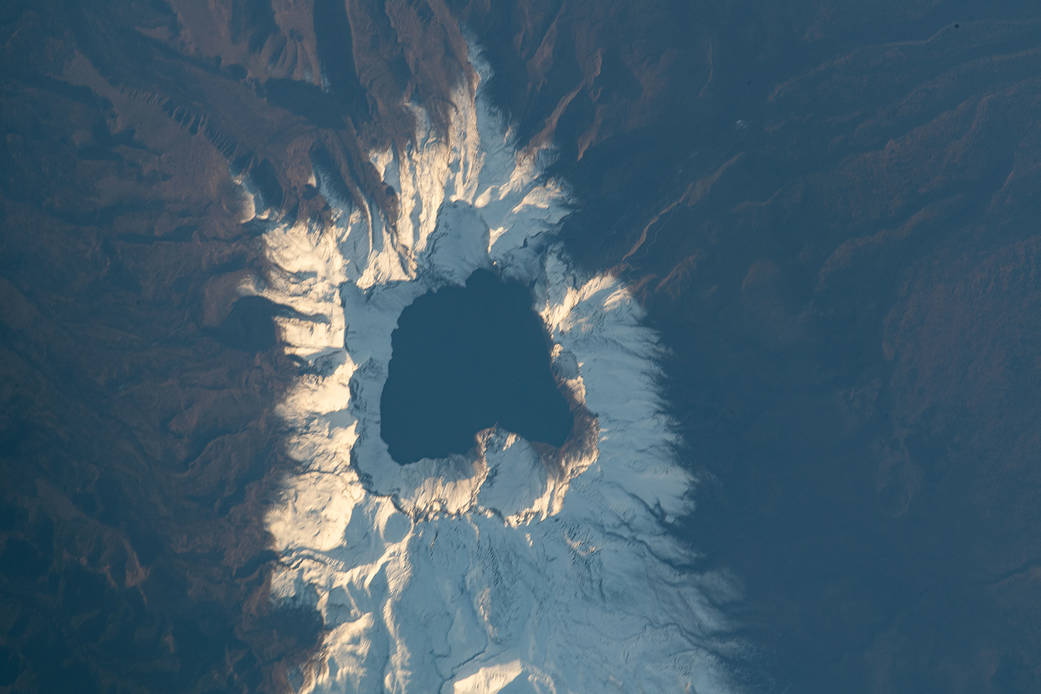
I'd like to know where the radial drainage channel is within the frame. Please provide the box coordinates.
[379,268,573,464]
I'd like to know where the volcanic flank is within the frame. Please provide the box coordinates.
[6,2,1041,692]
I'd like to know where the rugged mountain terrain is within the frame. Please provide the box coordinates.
[2,1,1040,692]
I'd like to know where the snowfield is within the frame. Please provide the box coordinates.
[250,46,740,694]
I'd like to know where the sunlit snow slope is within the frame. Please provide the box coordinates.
[254,47,740,693]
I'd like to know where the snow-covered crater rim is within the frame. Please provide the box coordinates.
[341,238,603,525]
[254,39,739,693]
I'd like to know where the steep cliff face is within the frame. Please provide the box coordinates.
[3,2,1041,693]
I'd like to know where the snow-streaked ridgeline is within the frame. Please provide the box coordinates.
[246,48,740,693]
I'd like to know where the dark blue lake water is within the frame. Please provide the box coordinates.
[380,269,572,464]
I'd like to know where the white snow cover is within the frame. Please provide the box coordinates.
[254,47,740,693]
